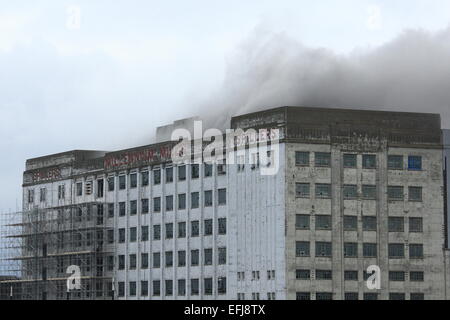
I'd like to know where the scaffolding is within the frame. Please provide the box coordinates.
[0,202,114,300]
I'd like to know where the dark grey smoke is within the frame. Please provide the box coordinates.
[194,26,450,129]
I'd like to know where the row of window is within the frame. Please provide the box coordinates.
[296,292,424,300]
[237,292,277,300]
[116,248,227,270]
[295,241,424,259]
[295,152,423,170]
[113,218,227,243]
[296,269,424,282]
[295,183,423,201]
[237,270,276,281]
[107,190,227,217]
[296,214,423,232]
[117,277,227,297]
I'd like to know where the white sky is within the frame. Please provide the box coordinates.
[1,0,450,212]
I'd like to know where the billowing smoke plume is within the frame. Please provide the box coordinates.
[194,26,450,129]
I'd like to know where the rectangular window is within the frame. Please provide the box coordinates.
[362,154,376,169]
[118,255,125,270]
[153,225,161,240]
[191,164,199,179]
[130,173,137,188]
[165,251,173,267]
[296,214,310,230]
[118,282,125,297]
[363,293,378,300]
[315,242,332,257]
[107,177,114,192]
[153,197,161,212]
[129,227,137,242]
[141,281,148,296]
[343,185,358,199]
[409,217,423,233]
[191,250,199,266]
[315,215,332,230]
[141,198,149,214]
[296,292,311,300]
[344,271,358,281]
[315,184,331,198]
[388,186,404,201]
[388,217,404,232]
[345,293,359,300]
[178,279,186,296]
[315,152,331,167]
[296,183,310,198]
[218,188,227,205]
[218,277,226,295]
[166,167,173,183]
[343,154,357,168]
[388,243,404,258]
[408,156,422,170]
[316,292,333,300]
[28,189,34,203]
[40,188,46,202]
[363,216,377,231]
[296,241,310,257]
[410,271,424,282]
[316,270,332,280]
[166,195,173,211]
[153,252,160,268]
[141,253,148,269]
[153,280,160,296]
[204,190,213,207]
[295,151,310,166]
[178,165,186,181]
[343,216,357,231]
[153,169,161,185]
[409,244,424,259]
[410,293,424,300]
[204,164,213,177]
[191,221,199,237]
[388,155,403,170]
[204,219,213,236]
[129,254,136,269]
[408,186,423,201]
[204,278,213,295]
[389,271,405,281]
[58,185,65,199]
[76,182,83,196]
[363,243,377,258]
[119,202,126,216]
[118,228,125,243]
[218,218,227,235]
[296,269,310,280]
[178,250,186,267]
[362,185,377,200]
[119,175,126,190]
[204,248,212,265]
[178,221,186,238]
[141,225,149,241]
[389,293,405,300]
[191,192,199,209]
[141,171,149,186]
[218,247,226,265]
[191,279,199,295]
[107,203,114,218]
[130,200,137,216]
[178,193,186,210]
[165,223,173,239]
[107,230,114,243]
[344,243,358,258]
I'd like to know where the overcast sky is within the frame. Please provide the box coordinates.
[1,0,450,212]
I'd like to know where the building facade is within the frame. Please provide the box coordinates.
[9,106,448,300]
